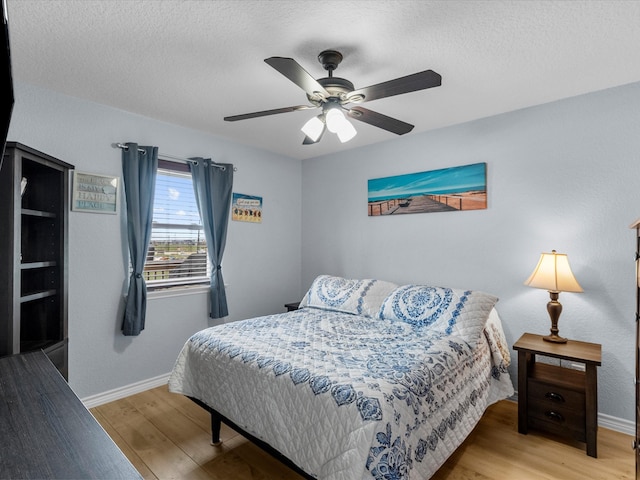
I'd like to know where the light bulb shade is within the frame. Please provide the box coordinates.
[325,108,344,133]
[301,115,324,142]
[324,107,357,143]
[336,119,357,143]
[524,250,583,293]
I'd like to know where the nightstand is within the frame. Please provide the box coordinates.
[513,333,602,457]
[284,302,300,312]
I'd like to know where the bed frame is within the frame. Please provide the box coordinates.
[188,396,315,480]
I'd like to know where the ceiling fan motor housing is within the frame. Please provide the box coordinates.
[304,50,358,104]
[317,50,343,73]
[307,76,355,104]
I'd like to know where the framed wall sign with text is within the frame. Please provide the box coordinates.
[72,171,119,214]
[232,192,262,223]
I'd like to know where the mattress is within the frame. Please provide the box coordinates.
[169,276,514,479]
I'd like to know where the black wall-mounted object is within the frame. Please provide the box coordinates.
[1,0,14,158]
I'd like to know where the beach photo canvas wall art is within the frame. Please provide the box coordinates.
[368,162,487,216]
[232,192,263,223]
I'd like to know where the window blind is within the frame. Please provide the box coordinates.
[144,162,209,288]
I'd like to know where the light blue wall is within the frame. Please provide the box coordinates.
[301,81,640,422]
[8,79,640,423]
[7,82,302,398]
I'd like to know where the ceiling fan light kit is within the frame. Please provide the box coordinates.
[324,106,357,143]
[301,115,325,142]
[224,49,442,145]
[325,108,344,133]
[336,118,357,143]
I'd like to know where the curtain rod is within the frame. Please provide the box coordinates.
[113,143,236,171]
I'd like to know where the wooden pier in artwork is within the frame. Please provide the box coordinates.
[368,192,487,216]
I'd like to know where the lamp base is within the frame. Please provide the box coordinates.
[543,292,568,343]
[543,333,568,344]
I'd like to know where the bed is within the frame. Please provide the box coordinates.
[168,275,514,479]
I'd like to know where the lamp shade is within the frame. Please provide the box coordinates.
[524,250,583,293]
[301,115,324,142]
[325,108,344,133]
[335,118,357,143]
[325,108,357,143]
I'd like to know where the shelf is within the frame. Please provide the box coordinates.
[530,362,585,391]
[20,289,57,303]
[20,211,61,264]
[20,338,58,352]
[1,142,72,380]
[22,208,57,218]
[21,261,57,270]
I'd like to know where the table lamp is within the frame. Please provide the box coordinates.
[524,250,583,343]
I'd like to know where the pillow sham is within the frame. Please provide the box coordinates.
[378,284,498,346]
[299,275,398,317]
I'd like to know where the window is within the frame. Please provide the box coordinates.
[144,159,209,290]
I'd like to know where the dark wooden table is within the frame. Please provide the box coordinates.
[0,350,142,479]
[284,301,300,312]
[513,333,602,457]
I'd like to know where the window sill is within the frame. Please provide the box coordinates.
[147,284,210,300]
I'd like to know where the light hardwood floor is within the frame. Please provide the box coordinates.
[91,385,634,479]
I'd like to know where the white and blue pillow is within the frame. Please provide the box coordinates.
[378,284,498,345]
[300,275,398,317]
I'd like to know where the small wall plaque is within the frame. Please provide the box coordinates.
[232,193,262,223]
[72,171,119,214]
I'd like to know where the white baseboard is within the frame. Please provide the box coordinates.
[599,412,635,436]
[510,391,633,436]
[81,372,171,409]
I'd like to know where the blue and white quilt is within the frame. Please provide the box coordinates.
[169,276,514,480]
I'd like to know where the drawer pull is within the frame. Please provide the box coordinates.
[545,411,564,422]
[545,392,565,403]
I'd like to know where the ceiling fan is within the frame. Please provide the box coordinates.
[223,50,442,145]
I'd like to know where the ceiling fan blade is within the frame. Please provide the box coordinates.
[265,57,330,99]
[347,70,441,103]
[347,106,414,135]
[224,105,315,122]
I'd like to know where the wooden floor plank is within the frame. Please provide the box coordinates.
[200,441,305,480]
[154,385,216,433]
[90,408,158,480]
[93,385,634,480]
[153,386,305,479]
[125,388,226,465]
[94,396,212,480]
[154,384,240,443]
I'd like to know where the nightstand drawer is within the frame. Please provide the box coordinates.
[528,379,585,411]
[528,379,587,441]
[528,397,586,428]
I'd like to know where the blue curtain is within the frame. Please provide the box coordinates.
[189,158,234,318]
[121,143,158,335]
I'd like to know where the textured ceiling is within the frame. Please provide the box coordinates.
[6,0,640,160]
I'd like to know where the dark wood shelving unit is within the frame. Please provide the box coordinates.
[0,142,73,379]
